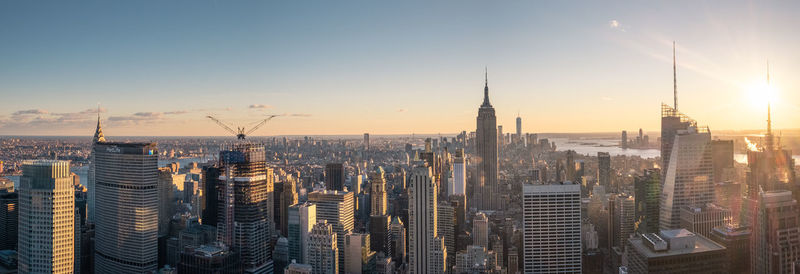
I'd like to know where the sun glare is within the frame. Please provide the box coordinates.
[745,81,778,109]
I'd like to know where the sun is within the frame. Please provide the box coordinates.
[745,81,778,109]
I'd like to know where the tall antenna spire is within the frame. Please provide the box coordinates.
[482,67,491,107]
[673,41,677,110]
[766,61,773,151]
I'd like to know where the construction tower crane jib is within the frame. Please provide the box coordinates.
[206,115,279,140]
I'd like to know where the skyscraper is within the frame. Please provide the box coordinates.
[523,183,581,273]
[612,194,635,250]
[625,229,727,273]
[748,190,800,273]
[282,178,299,237]
[597,152,611,188]
[288,202,316,264]
[473,212,488,248]
[94,142,159,273]
[679,204,732,238]
[344,233,375,274]
[659,124,713,230]
[157,167,177,237]
[0,188,17,251]
[408,165,446,274]
[389,216,406,266]
[363,133,370,151]
[634,168,661,234]
[325,163,345,191]
[308,190,354,274]
[308,221,339,274]
[452,149,466,196]
[86,113,106,224]
[17,160,75,273]
[475,70,498,211]
[437,202,455,270]
[216,143,274,273]
[370,167,387,216]
[515,115,522,141]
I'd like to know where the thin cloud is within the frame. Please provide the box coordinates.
[164,110,188,115]
[249,104,272,109]
[397,108,407,112]
[12,109,49,116]
[609,19,627,32]
[288,113,312,117]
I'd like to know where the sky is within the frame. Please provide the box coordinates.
[1,1,799,136]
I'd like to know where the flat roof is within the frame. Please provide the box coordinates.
[629,233,725,258]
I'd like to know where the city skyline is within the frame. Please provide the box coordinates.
[2,1,800,136]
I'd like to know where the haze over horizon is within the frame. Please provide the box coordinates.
[2,1,799,136]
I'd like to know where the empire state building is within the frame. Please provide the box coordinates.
[475,71,498,210]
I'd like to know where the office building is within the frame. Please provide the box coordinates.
[437,202,455,270]
[659,124,713,230]
[710,224,750,274]
[0,190,16,251]
[635,168,661,234]
[679,204,732,238]
[626,229,727,273]
[368,215,391,257]
[288,202,316,264]
[17,160,75,273]
[344,233,375,274]
[216,143,274,273]
[452,149,466,196]
[86,114,106,224]
[94,142,159,273]
[408,165,446,274]
[178,244,242,273]
[308,190,354,274]
[158,167,177,237]
[282,178,299,237]
[285,262,313,274]
[475,72,498,210]
[454,245,498,273]
[597,152,611,189]
[389,217,406,266]
[325,164,345,191]
[612,194,635,250]
[473,212,488,248]
[308,221,338,274]
[711,140,735,183]
[748,190,800,273]
[516,115,522,141]
[370,167,387,216]
[523,183,581,273]
[201,166,221,227]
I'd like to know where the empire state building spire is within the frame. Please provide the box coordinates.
[482,67,492,107]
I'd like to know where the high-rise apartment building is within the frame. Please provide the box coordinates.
[660,124,713,230]
[94,142,159,273]
[523,183,581,273]
[475,72,498,211]
[17,160,75,273]
[408,165,446,274]
[325,163,345,191]
[216,143,274,273]
[308,221,338,274]
[308,190,354,274]
[288,202,316,264]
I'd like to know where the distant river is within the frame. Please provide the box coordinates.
[551,137,800,165]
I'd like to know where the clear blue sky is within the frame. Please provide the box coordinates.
[1,1,799,136]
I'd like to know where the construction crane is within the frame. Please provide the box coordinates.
[206,115,279,140]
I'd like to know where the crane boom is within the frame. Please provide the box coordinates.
[246,115,280,135]
[206,116,238,136]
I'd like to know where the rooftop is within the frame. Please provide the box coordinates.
[630,229,725,258]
